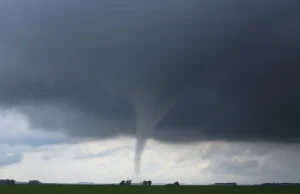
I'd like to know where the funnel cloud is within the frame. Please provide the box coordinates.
[0,1,300,173]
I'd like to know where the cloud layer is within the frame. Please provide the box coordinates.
[0,110,75,167]
[0,111,299,183]
[1,1,300,173]
[1,137,300,184]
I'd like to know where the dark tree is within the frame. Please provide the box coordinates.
[142,180,148,186]
[126,179,132,185]
[119,180,126,185]
[142,180,152,186]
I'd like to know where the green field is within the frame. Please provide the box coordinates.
[0,185,300,194]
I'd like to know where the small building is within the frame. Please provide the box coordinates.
[28,180,42,184]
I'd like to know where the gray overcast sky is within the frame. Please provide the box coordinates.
[0,0,300,183]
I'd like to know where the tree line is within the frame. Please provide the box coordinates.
[119,179,180,186]
[0,179,41,185]
[0,179,15,185]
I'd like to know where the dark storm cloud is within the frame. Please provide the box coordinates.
[0,1,300,144]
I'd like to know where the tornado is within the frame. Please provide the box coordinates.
[134,136,147,174]
[132,91,176,174]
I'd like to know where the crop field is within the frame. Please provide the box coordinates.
[0,185,300,194]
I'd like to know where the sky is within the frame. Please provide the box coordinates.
[0,0,300,184]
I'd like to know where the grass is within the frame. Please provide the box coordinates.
[0,184,299,194]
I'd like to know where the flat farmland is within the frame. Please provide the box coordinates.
[0,185,300,194]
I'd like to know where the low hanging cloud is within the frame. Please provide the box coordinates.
[0,109,75,147]
[0,1,300,173]
[0,153,22,167]
[0,144,23,167]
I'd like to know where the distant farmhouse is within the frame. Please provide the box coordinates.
[28,180,42,184]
